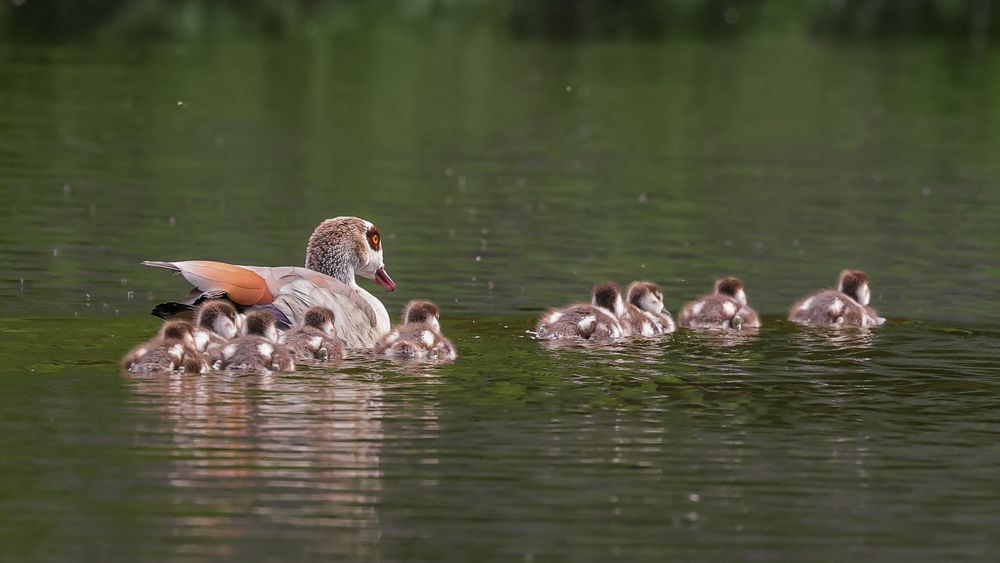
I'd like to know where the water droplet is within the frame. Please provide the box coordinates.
[475,256,482,262]
[688,493,700,502]
[565,85,573,92]
[169,216,176,226]
[638,193,648,204]
[120,278,128,285]
[176,100,187,107]
[126,291,134,301]
[921,186,932,196]
[444,167,454,177]
[457,176,467,191]
[52,248,59,257]
[62,184,72,194]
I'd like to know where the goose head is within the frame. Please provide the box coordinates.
[305,216,396,292]
[837,269,871,306]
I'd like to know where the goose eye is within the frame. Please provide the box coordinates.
[370,233,380,248]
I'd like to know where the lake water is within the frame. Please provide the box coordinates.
[2,28,999,561]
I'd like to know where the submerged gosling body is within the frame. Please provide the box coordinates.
[281,306,345,361]
[212,310,295,371]
[678,277,760,330]
[789,270,885,327]
[376,300,456,360]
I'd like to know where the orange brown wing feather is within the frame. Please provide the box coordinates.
[172,261,274,305]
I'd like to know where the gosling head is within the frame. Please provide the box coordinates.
[403,300,441,333]
[591,281,625,317]
[714,276,747,306]
[837,269,871,306]
[159,320,197,349]
[194,300,240,339]
[303,306,337,337]
[626,280,665,315]
[243,310,279,342]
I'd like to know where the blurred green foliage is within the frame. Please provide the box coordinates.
[2,0,999,43]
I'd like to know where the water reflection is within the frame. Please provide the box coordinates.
[789,324,878,351]
[126,361,440,558]
[680,327,761,348]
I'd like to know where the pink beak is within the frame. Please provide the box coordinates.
[374,266,396,292]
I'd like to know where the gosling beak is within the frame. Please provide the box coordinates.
[374,266,396,292]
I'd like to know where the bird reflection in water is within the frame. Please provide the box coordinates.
[125,360,440,559]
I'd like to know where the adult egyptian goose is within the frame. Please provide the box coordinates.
[142,216,395,349]
[678,276,761,330]
[535,283,625,342]
[375,300,457,360]
[788,270,885,327]
[626,281,676,334]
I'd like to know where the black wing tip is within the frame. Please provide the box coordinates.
[150,302,195,320]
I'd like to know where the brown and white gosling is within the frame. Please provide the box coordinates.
[375,300,456,360]
[121,320,209,373]
[191,300,241,354]
[678,276,761,330]
[535,283,625,342]
[626,281,676,334]
[211,310,295,371]
[591,281,664,337]
[788,270,885,327]
[281,306,345,361]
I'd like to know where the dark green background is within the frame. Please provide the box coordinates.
[1,2,999,561]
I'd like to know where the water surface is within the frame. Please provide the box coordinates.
[2,29,999,561]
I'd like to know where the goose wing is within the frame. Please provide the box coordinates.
[141,260,273,305]
[240,266,387,349]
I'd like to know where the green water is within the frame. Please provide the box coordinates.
[2,26,1000,562]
